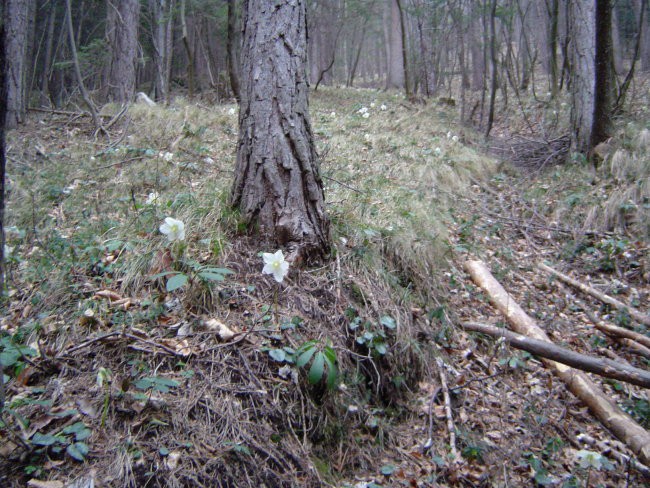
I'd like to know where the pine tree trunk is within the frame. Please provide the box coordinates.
[230,0,330,262]
[5,0,30,128]
[103,0,140,103]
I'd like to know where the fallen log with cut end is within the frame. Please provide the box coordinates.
[460,321,650,388]
[464,260,650,467]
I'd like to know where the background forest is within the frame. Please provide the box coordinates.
[1,1,649,487]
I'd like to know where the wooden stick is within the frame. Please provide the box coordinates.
[461,321,650,388]
[618,338,650,360]
[464,260,650,466]
[437,358,459,462]
[538,262,650,327]
[590,319,650,349]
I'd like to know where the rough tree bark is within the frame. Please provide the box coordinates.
[569,0,596,154]
[384,0,404,89]
[5,0,30,128]
[641,0,650,71]
[103,0,140,103]
[226,0,240,101]
[590,0,614,151]
[147,0,174,102]
[230,0,330,262]
[1,13,7,292]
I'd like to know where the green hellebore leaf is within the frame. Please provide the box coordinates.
[308,352,325,385]
[166,274,189,292]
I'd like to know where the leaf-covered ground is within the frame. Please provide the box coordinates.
[1,87,648,487]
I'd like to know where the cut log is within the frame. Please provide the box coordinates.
[461,321,650,388]
[538,262,650,327]
[464,260,650,466]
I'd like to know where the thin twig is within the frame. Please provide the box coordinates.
[437,358,459,461]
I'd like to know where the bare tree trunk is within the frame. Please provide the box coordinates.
[40,0,57,106]
[5,0,30,128]
[569,0,596,154]
[147,0,174,102]
[641,0,650,70]
[103,0,140,103]
[64,0,99,129]
[395,0,410,97]
[179,0,194,99]
[591,0,615,152]
[230,0,330,262]
[384,0,404,89]
[470,2,485,91]
[547,0,559,96]
[616,0,648,110]
[1,15,7,293]
[226,0,240,101]
[485,0,498,138]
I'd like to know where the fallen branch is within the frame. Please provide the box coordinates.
[588,315,650,350]
[538,262,650,327]
[618,338,650,360]
[461,321,650,388]
[464,260,650,465]
[437,358,459,462]
[577,433,650,479]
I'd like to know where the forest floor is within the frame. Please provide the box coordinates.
[0,86,649,487]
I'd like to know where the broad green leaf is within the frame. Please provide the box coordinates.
[324,356,338,389]
[166,274,189,292]
[375,343,388,355]
[62,422,91,441]
[322,346,337,364]
[380,315,396,329]
[197,271,226,282]
[380,464,395,475]
[67,442,89,461]
[150,271,179,279]
[268,349,286,362]
[31,433,62,446]
[0,350,20,367]
[201,267,234,275]
[296,346,316,368]
[308,352,325,385]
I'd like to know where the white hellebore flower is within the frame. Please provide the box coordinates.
[370,102,376,108]
[160,217,186,242]
[146,191,160,205]
[228,107,236,115]
[358,106,368,114]
[380,104,387,111]
[362,112,370,119]
[162,151,174,162]
[452,135,459,143]
[330,111,336,117]
[262,250,290,283]
[434,147,442,156]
